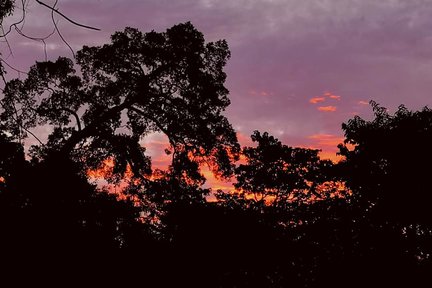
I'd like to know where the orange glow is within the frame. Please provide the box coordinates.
[324,92,341,100]
[202,165,235,191]
[309,97,325,104]
[87,158,115,179]
[0,176,5,183]
[316,150,341,162]
[87,157,134,180]
[308,134,344,147]
[305,134,356,162]
[86,132,350,204]
[305,134,345,162]
[219,180,351,207]
[318,106,337,112]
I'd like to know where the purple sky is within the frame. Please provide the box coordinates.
[2,0,432,160]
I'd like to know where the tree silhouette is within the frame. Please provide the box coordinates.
[337,101,432,283]
[212,131,358,287]
[0,22,240,256]
[0,134,147,250]
[339,101,432,225]
[218,131,345,210]
[1,22,239,205]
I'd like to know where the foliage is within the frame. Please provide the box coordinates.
[338,101,432,270]
[0,22,239,201]
[218,131,345,211]
[0,138,145,249]
[0,22,240,249]
[339,101,432,225]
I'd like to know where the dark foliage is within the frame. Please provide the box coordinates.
[0,139,144,250]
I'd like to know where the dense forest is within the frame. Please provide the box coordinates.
[1,1,431,286]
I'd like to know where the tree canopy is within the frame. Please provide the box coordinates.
[1,22,239,192]
[0,22,239,250]
[339,101,432,225]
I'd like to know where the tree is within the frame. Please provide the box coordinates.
[219,131,344,211]
[0,23,240,249]
[213,131,357,287]
[338,101,432,277]
[339,101,432,224]
[1,22,239,197]
[0,131,148,250]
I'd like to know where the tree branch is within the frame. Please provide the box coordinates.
[59,107,82,131]
[59,100,130,155]
[35,0,101,31]
[22,126,43,145]
[129,105,180,148]
[50,0,75,58]
[0,58,28,79]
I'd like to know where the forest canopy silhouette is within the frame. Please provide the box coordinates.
[0,15,431,287]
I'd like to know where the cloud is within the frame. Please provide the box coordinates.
[358,100,369,105]
[310,92,341,105]
[324,92,341,100]
[309,97,325,104]
[318,106,337,112]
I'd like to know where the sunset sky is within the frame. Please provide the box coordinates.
[2,0,432,187]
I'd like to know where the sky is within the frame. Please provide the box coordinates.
[2,0,432,189]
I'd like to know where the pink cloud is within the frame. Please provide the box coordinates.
[324,92,341,100]
[358,100,369,105]
[309,97,325,104]
[318,106,337,112]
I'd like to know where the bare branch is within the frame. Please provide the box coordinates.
[50,0,75,58]
[0,25,13,58]
[35,0,101,31]
[14,25,57,61]
[22,125,43,145]
[129,105,183,149]
[0,58,28,75]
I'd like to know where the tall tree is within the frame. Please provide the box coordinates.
[1,22,239,197]
[0,22,239,250]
